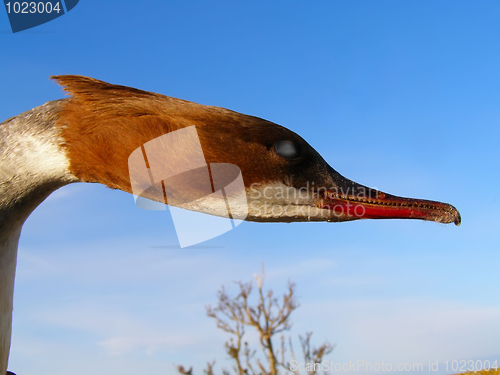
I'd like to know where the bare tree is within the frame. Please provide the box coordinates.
[177,269,334,375]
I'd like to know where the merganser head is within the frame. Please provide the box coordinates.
[53,75,460,226]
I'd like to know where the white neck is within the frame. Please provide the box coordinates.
[0,100,77,374]
[0,226,20,375]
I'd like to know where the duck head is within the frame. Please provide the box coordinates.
[53,75,461,226]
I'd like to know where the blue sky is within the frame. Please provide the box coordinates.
[1,1,500,374]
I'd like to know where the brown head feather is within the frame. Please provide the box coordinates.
[52,75,320,198]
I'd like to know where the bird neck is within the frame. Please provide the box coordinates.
[0,224,20,375]
[0,99,77,225]
[0,100,77,374]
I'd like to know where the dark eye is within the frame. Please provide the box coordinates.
[274,140,300,159]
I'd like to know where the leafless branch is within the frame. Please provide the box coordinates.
[177,268,334,375]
